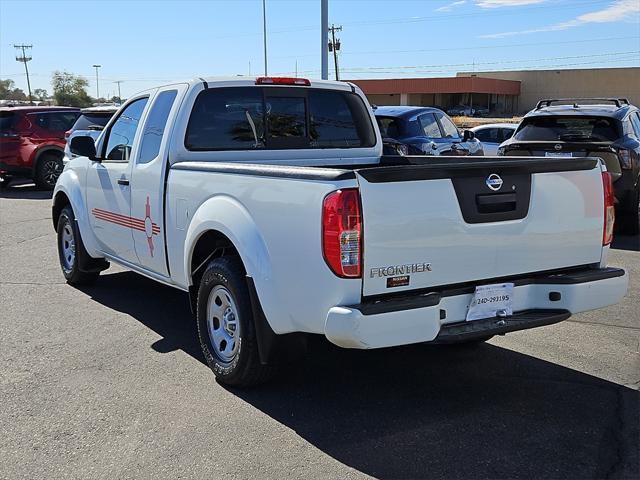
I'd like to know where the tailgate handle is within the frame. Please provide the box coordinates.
[476,193,517,213]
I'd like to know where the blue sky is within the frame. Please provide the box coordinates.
[1,0,638,99]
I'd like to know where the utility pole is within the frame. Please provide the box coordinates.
[262,0,268,75]
[321,0,328,80]
[113,80,123,103]
[328,24,342,81]
[92,64,102,99]
[14,44,33,104]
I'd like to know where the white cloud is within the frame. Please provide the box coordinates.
[436,1,467,12]
[480,0,640,38]
[475,0,547,7]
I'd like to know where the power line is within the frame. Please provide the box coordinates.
[289,51,639,74]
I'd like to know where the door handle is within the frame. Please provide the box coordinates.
[117,178,130,186]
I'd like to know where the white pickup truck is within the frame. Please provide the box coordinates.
[53,77,629,386]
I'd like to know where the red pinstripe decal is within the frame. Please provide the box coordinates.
[91,196,160,257]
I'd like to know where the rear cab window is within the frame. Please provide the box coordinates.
[514,116,620,142]
[71,112,116,132]
[185,86,375,151]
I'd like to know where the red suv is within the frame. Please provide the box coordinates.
[0,106,80,189]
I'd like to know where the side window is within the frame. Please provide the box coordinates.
[32,112,79,132]
[629,113,640,138]
[418,114,442,138]
[103,98,148,161]
[138,90,178,164]
[501,128,515,141]
[474,128,499,143]
[435,112,460,139]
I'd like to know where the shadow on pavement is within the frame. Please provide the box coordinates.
[612,234,640,252]
[81,270,638,480]
[0,181,52,200]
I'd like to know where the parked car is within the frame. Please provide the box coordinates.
[0,106,80,189]
[499,98,640,234]
[53,77,627,387]
[375,106,483,156]
[447,105,475,117]
[64,106,118,162]
[471,123,518,155]
[473,107,491,118]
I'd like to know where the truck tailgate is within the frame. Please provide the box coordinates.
[356,157,604,297]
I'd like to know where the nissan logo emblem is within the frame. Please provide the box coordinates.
[486,173,504,191]
[554,144,562,151]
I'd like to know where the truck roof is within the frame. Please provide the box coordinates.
[146,76,356,93]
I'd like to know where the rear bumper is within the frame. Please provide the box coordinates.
[324,267,628,349]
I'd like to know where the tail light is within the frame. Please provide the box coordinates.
[256,77,311,86]
[322,188,362,278]
[618,149,632,169]
[602,171,615,246]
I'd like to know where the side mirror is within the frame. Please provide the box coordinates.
[70,136,97,160]
[463,129,475,141]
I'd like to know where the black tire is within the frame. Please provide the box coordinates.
[35,153,63,190]
[0,175,11,189]
[196,256,276,387]
[56,206,100,285]
[621,187,639,235]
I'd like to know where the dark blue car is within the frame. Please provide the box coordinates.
[374,106,483,156]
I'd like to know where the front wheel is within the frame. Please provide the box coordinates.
[57,206,99,285]
[196,256,275,387]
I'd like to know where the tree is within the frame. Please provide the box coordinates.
[33,88,49,102]
[0,79,27,101]
[51,71,92,107]
[0,79,14,99]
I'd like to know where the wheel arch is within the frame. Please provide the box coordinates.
[32,145,65,175]
[51,170,102,258]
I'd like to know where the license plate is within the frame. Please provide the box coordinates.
[466,282,514,321]
[545,151,573,158]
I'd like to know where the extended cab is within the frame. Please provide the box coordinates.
[52,77,629,386]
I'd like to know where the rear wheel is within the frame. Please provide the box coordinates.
[624,187,639,235]
[35,153,63,190]
[196,256,276,387]
[0,175,10,189]
[57,206,99,285]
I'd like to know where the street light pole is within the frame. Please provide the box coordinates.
[114,80,123,103]
[262,0,268,76]
[92,64,101,99]
[321,0,328,80]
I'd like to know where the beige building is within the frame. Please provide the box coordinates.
[457,67,640,113]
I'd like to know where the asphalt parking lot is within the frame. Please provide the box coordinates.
[1,182,638,480]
